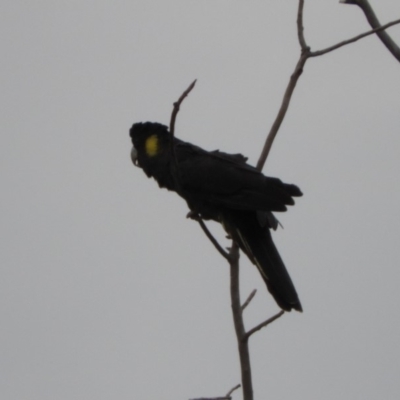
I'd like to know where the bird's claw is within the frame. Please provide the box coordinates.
[186,211,201,221]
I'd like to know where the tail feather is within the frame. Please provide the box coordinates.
[231,212,302,312]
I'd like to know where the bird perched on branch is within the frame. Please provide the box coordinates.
[130,121,302,312]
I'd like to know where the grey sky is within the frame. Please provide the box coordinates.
[1,1,400,399]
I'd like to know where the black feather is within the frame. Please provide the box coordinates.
[224,211,302,312]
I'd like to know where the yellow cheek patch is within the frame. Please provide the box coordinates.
[145,135,159,157]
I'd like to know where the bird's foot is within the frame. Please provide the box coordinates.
[186,211,201,221]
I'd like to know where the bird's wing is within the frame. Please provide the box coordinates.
[175,142,301,212]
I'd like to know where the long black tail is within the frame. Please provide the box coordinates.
[227,212,302,312]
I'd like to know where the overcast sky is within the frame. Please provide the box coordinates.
[1,1,400,399]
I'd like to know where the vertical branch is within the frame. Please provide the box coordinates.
[229,243,253,400]
[169,79,197,139]
[169,79,197,167]
[168,80,254,399]
[297,0,308,51]
[256,0,310,171]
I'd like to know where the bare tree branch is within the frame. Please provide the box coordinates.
[256,1,309,171]
[169,79,197,166]
[168,77,256,400]
[243,310,285,342]
[229,243,253,400]
[241,289,257,313]
[310,18,400,57]
[197,218,231,261]
[190,398,230,400]
[297,0,308,51]
[226,384,241,398]
[256,52,308,171]
[340,0,400,62]
[169,79,197,139]
[257,2,399,171]
[191,213,258,400]
[189,383,240,400]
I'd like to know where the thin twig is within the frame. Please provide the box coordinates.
[226,384,241,398]
[169,79,197,166]
[341,0,400,62]
[256,0,309,171]
[190,398,230,400]
[256,52,308,171]
[310,18,400,57]
[229,243,253,400]
[169,79,197,139]
[243,310,285,342]
[189,382,240,400]
[197,218,231,261]
[297,0,308,51]
[241,289,257,313]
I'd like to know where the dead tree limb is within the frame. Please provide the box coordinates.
[340,0,400,62]
[229,243,253,400]
[310,18,400,57]
[169,79,197,167]
[243,311,285,342]
[257,1,400,171]
[241,289,257,313]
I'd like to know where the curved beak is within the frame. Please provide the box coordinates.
[131,146,139,166]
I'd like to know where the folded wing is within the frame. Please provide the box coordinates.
[176,142,302,213]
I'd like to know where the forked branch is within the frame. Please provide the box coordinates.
[241,289,257,313]
[257,0,400,171]
[257,0,309,171]
[169,82,256,399]
[311,18,400,57]
[243,310,285,342]
[341,0,400,62]
[226,384,241,398]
